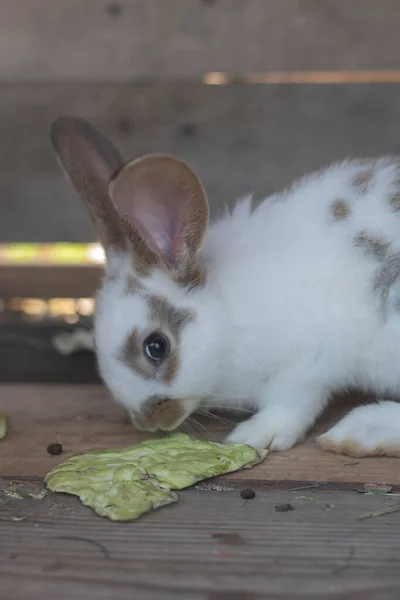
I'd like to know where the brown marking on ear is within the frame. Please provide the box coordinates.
[353,168,374,195]
[50,116,126,251]
[354,231,390,260]
[331,198,350,220]
[390,194,400,212]
[141,396,185,431]
[119,214,162,277]
[317,435,400,458]
[175,260,206,289]
[109,154,208,288]
[119,329,154,380]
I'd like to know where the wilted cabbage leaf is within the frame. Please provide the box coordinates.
[45,433,266,521]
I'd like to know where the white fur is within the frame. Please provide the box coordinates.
[95,157,400,452]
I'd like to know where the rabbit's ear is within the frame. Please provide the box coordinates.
[109,155,209,285]
[50,116,126,251]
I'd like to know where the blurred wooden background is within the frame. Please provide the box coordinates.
[2,0,400,297]
[2,0,400,243]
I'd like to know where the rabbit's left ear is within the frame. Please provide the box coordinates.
[50,116,127,252]
[109,155,209,285]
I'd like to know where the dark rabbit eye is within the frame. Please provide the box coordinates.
[144,333,170,363]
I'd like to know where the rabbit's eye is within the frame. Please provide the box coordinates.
[144,332,170,363]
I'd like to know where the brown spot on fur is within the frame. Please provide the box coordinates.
[141,395,185,431]
[317,435,400,458]
[390,194,400,212]
[374,251,400,312]
[148,296,194,335]
[119,329,154,380]
[123,274,142,295]
[163,351,180,384]
[353,168,374,194]
[331,198,350,220]
[354,231,390,260]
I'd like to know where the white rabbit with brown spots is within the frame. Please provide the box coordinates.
[51,116,400,457]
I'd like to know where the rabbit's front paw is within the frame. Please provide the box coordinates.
[226,412,306,451]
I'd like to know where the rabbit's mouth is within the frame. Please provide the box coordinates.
[127,395,198,433]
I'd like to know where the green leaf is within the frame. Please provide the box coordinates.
[45,433,266,521]
[358,504,400,520]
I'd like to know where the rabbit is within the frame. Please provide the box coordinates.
[50,115,400,458]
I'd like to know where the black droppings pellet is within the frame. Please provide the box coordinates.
[275,503,294,512]
[47,443,63,456]
[240,488,256,500]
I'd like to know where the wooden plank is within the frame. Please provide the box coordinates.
[2,0,400,81]
[3,82,400,242]
[0,266,102,299]
[1,483,400,599]
[1,384,400,486]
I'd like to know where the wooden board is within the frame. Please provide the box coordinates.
[1,384,399,487]
[3,82,400,242]
[2,482,400,599]
[0,266,102,299]
[2,0,400,80]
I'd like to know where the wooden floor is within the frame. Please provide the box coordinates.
[2,385,400,598]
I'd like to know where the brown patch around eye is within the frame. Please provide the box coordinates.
[142,396,185,431]
[119,328,153,379]
[390,194,400,212]
[354,231,390,260]
[163,351,180,384]
[331,198,350,220]
[120,297,194,382]
[353,169,374,194]
[148,295,194,383]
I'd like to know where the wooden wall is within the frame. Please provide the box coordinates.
[1,0,400,244]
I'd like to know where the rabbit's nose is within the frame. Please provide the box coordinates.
[136,395,185,432]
